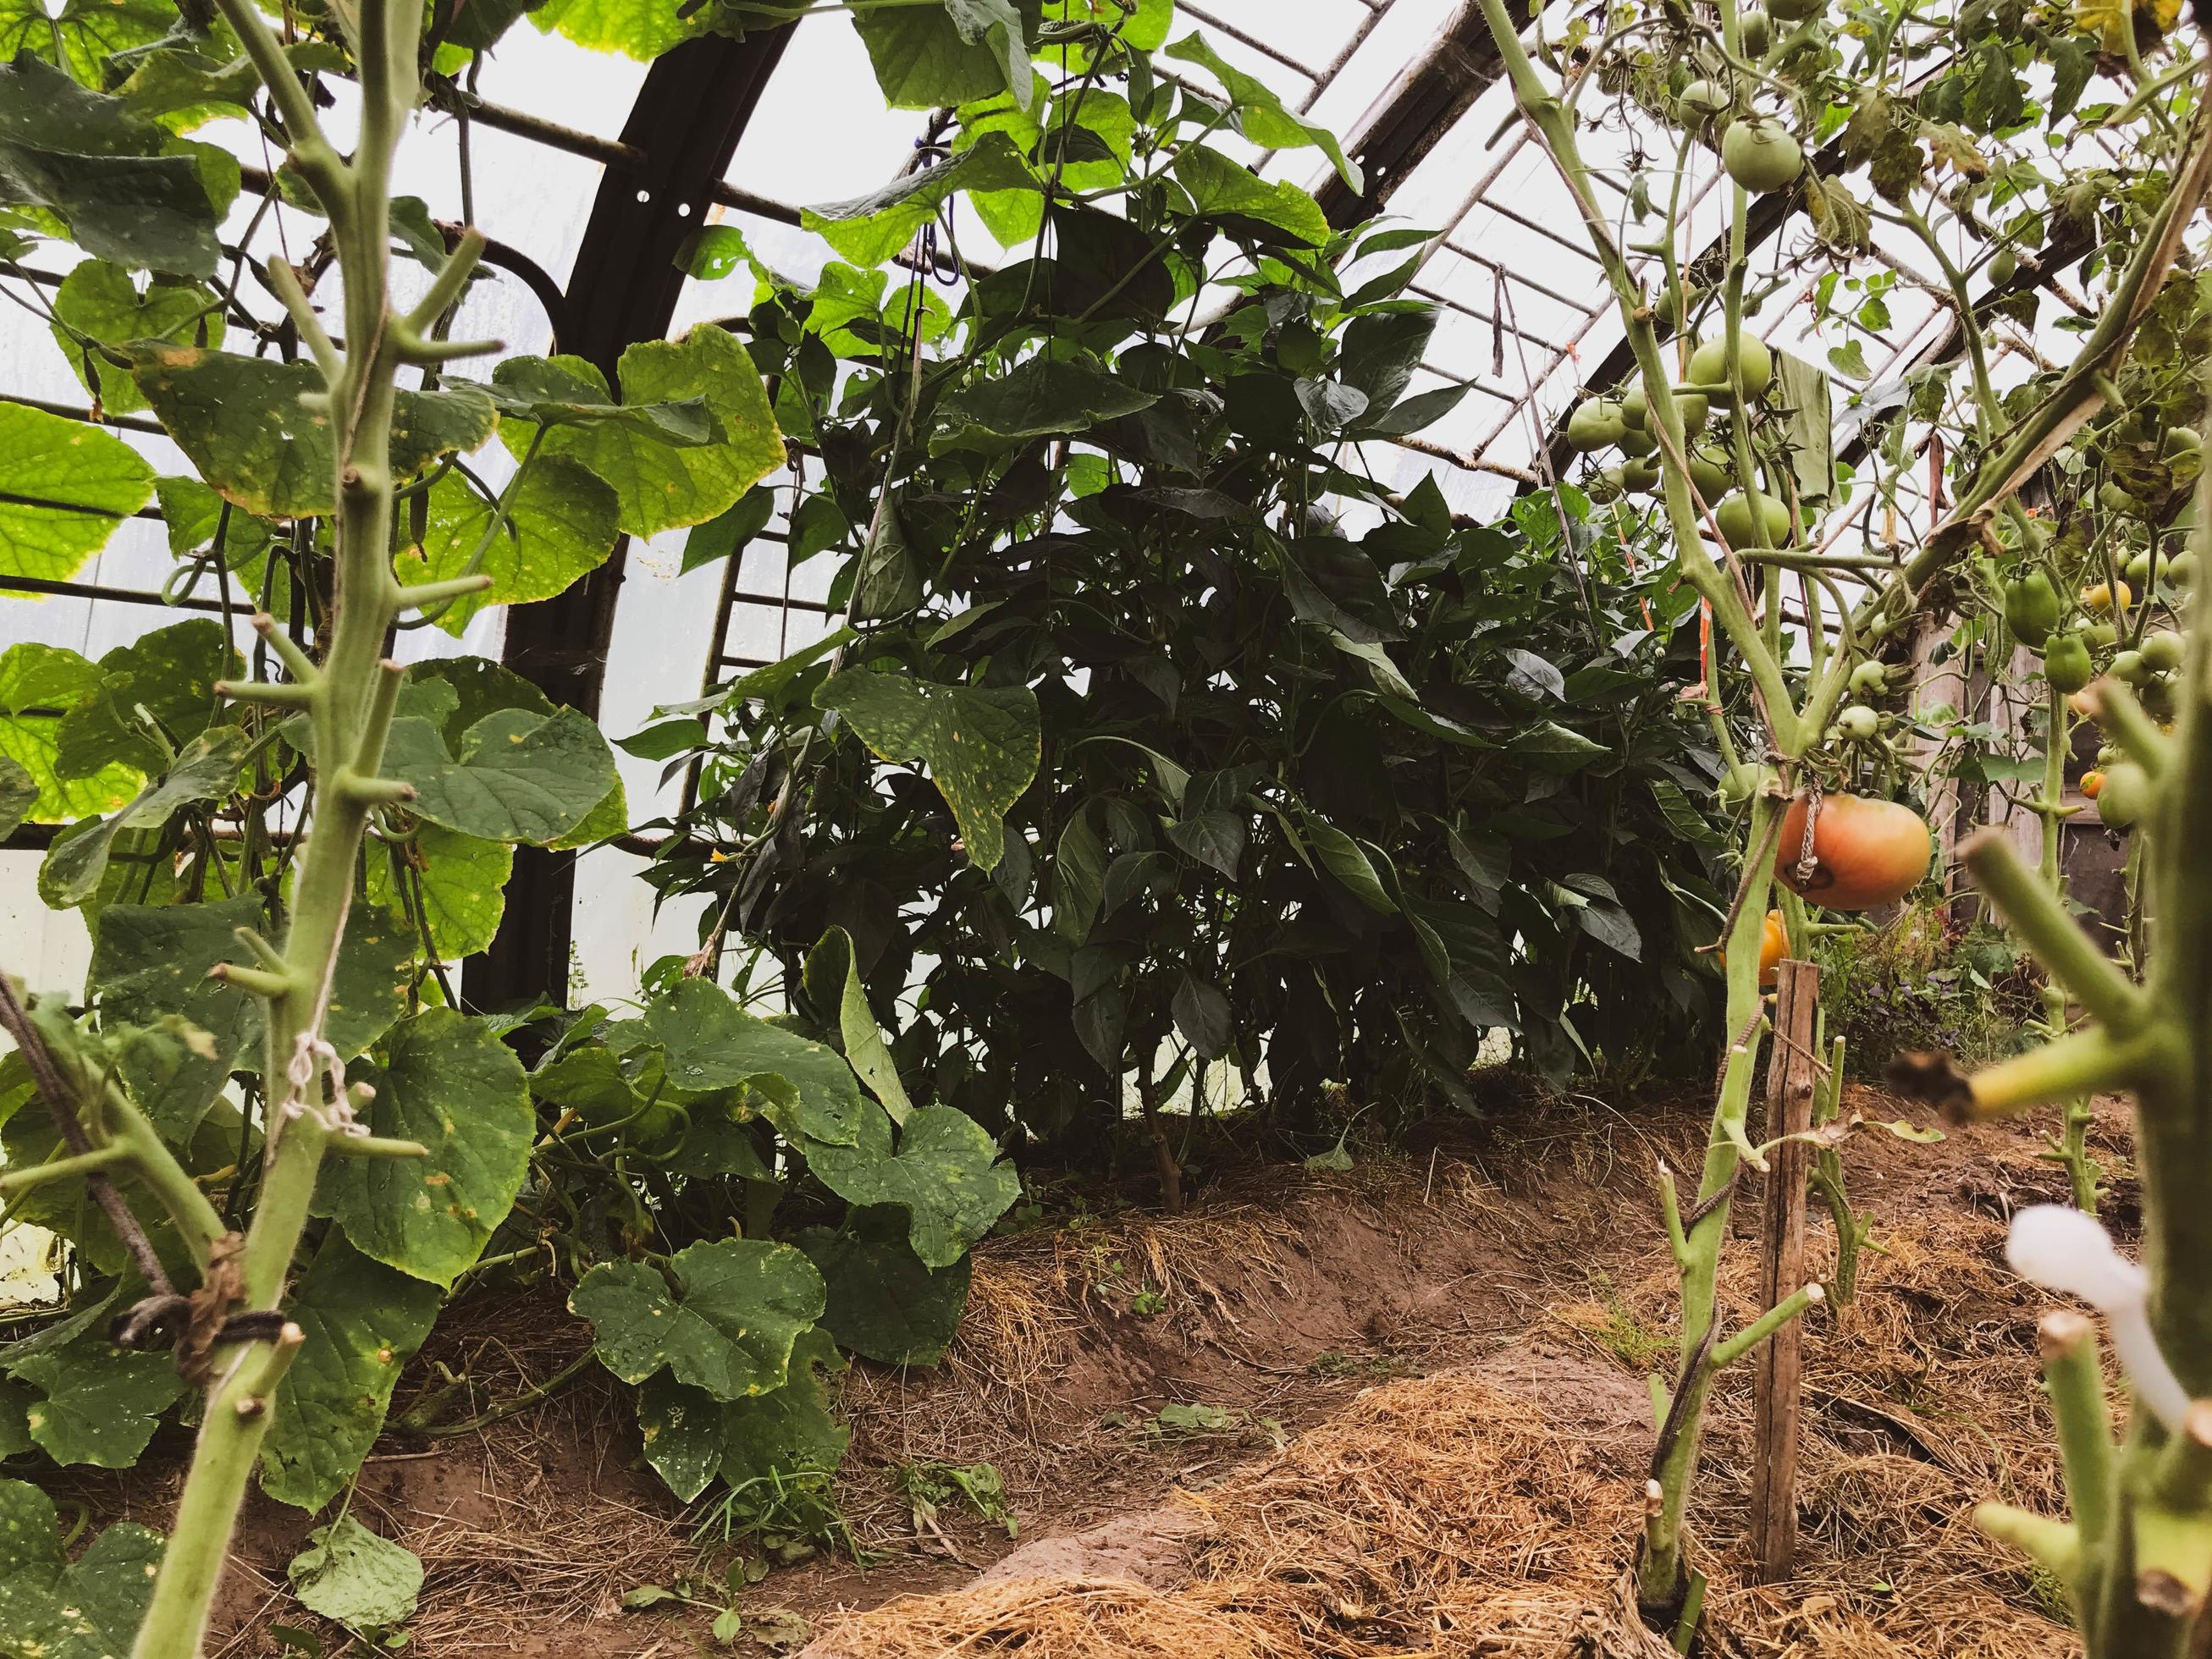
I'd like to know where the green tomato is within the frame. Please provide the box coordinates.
[2142,630,2184,673]
[1619,383,1649,431]
[1587,468,1625,504]
[1722,117,1804,193]
[2078,620,2119,651]
[1715,490,1791,548]
[1849,659,1889,697]
[1989,248,2018,285]
[2126,548,2154,587]
[2163,426,2203,460]
[1687,447,1731,499]
[2096,744,2119,766]
[1675,389,1711,433]
[2043,633,2094,693]
[1566,398,1630,453]
[1686,335,1773,406]
[1740,7,1771,52]
[1677,78,1735,122]
[2110,648,2149,685]
[1619,457,1660,492]
[2170,549,2198,587]
[2095,761,2150,830]
[1837,704,1880,739]
[2002,570,2060,646]
[1617,422,1658,458]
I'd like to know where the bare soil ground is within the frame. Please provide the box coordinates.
[87,1080,2123,1656]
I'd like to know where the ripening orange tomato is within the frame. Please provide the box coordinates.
[1719,910,1789,988]
[2082,769,2105,799]
[2081,580,2132,614]
[1773,793,1933,911]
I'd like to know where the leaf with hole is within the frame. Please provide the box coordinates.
[0,1480,163,1656]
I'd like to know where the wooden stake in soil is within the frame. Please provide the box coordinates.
[1750,957,1818,1583]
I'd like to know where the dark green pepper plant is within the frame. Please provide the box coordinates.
[633,20,1757,1206]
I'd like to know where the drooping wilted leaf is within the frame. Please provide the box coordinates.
[286,1516,422,1631]
[814,670,1040,872]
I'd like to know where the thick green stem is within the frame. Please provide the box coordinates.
[1973,400,2212,1659]
[129,0,439,1650]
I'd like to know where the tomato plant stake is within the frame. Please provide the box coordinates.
[119,0,494,1648]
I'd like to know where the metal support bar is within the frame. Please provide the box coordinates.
[466,30,795,1015]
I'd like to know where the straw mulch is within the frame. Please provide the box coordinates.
[803,1107,2088,1659]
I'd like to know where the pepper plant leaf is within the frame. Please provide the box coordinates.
[803,925,913,1125]
[814,670,1041,872]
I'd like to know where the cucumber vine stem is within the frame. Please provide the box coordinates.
[124,0,493,1649]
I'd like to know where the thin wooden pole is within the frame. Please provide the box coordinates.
[1750,957,1819,1582]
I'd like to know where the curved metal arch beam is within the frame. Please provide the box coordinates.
[465,30,793,1012]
